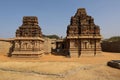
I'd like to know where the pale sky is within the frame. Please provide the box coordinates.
[0,0,120,39]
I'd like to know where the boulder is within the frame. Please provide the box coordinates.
[107,60,120,69]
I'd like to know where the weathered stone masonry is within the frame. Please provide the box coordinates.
[0,8,102,58]
[65,8,102,57]
[12,16,44,57]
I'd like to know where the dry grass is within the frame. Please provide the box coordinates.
[0,41,11,54]
[0,62,120,80]
[0,62,82,74]
[0,52,120,80]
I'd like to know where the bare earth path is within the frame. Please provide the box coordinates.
[0,52,120,80]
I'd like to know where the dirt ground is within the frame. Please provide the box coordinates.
[0,52,120,80]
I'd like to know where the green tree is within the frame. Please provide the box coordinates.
[43,34,60,39]
[103,36,120,42]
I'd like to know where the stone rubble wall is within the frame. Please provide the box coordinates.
[101,41,120,53]
[0,41,11,55]
[43,38,52,53]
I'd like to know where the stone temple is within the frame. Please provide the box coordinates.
[12,16,44,57]
[0,8,102,58]
[66,8,102,57]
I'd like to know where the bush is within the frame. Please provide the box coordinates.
[103,36,120,42]
[43,34,60,39]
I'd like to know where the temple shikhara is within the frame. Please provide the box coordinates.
[12,16,44,57]
[65,8,102,57]
[0,8,102,58]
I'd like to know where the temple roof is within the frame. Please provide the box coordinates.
[16,16,42,37]
[67,8,101,36]
[23,16,38,26]
[75,8,87,17]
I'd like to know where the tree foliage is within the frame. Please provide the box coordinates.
[103,36,120,42]
[43,34,60,39]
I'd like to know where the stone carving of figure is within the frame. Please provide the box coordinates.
[27,42,32,49]
[15,42,20,48]
[21,42,26,50]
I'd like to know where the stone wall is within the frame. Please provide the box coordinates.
[43,38,52,53]
[101,41,120,53]
[0,41,11,55]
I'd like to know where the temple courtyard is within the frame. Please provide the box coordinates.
[0,52,120,80]
[0,8,119,80]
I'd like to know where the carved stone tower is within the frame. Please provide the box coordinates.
[66,8,102,57]
[12,16,44,57]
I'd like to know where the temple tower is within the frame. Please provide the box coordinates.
[12,16,44,57]
[66,8,102,57]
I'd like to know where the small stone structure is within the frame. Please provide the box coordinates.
[12,16,44,57]
[66,8,102,57]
